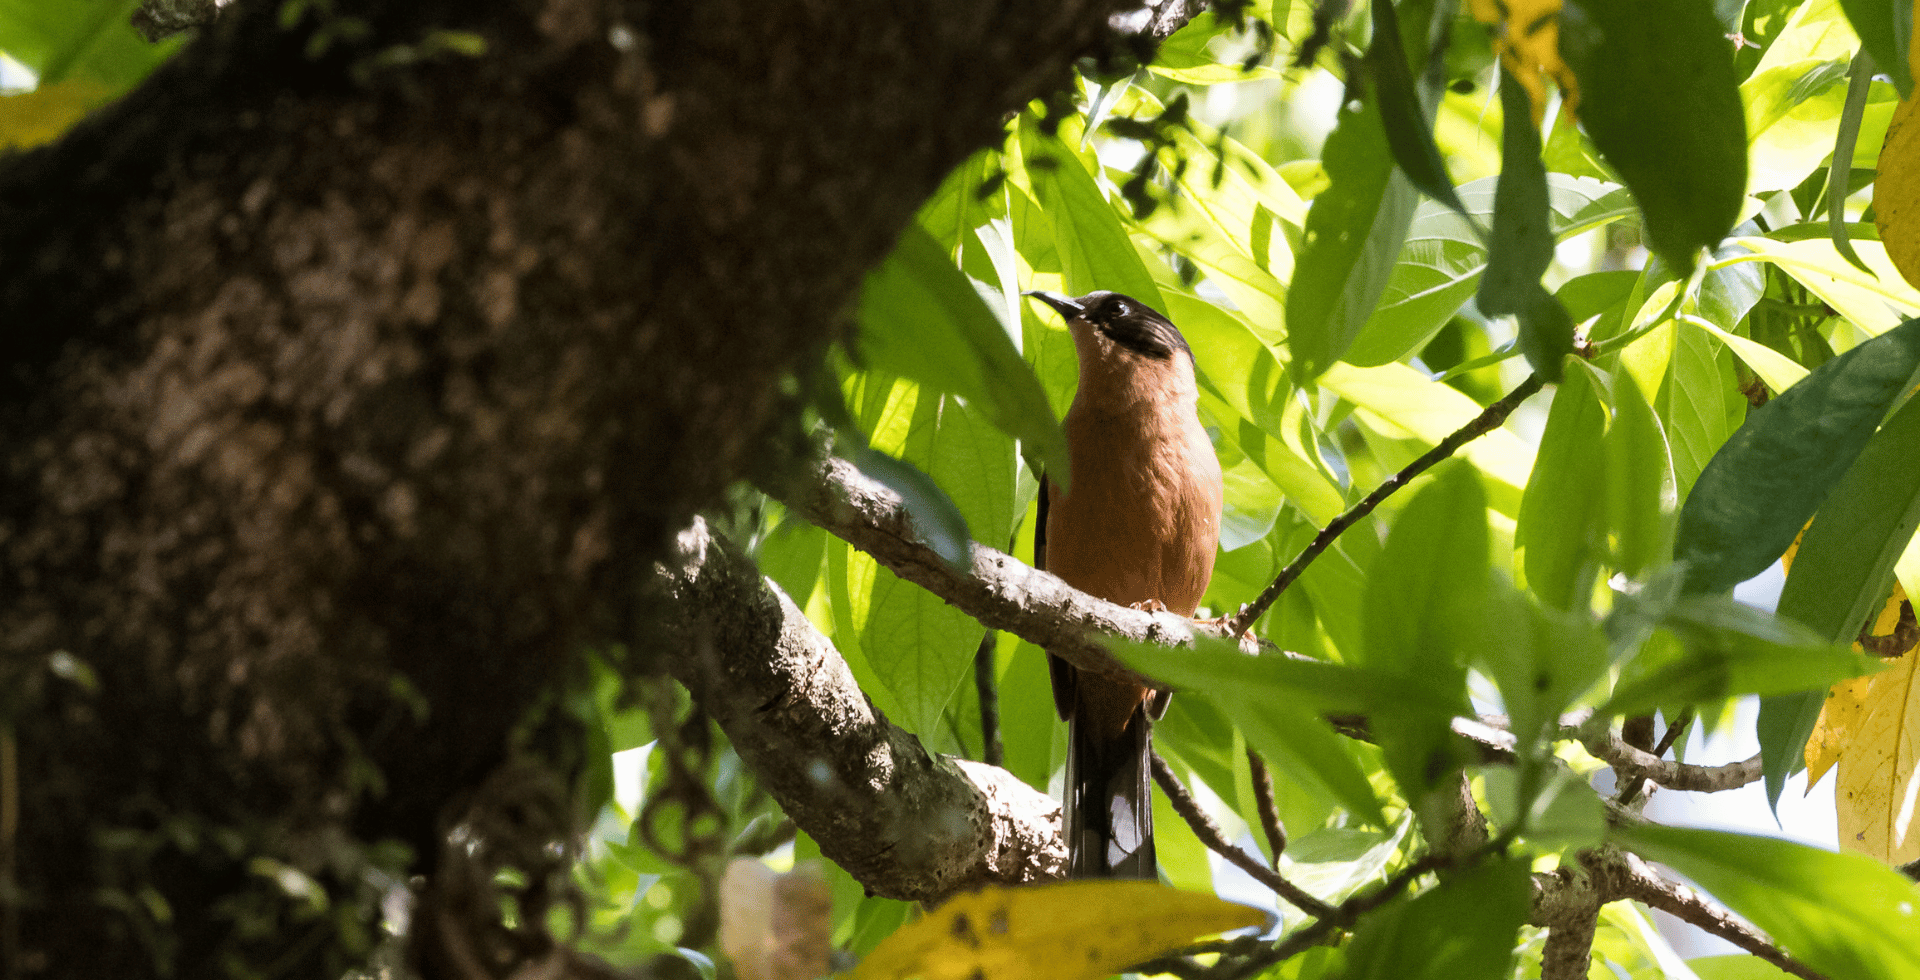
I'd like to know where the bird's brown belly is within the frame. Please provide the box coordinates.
[1045,416,1219,616]
[1045,411,1221,740]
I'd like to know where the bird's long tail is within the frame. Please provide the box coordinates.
[1063,705,1157,879]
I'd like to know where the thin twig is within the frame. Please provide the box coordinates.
[1208,918,1342,980]
[1209,855,1447,980]
[1246,749,1286,865]
[1650,710,1694,758]
[1150,753,1336,918]
[1225,373,1546,637]
[1128,934,1276,979]
[974,632,1002,767]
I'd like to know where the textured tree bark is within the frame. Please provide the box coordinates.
[657,518,1064,902]
[0,0,1120,974]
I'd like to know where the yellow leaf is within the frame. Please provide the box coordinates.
[1876,93,1920,292]
[1466,0,1577,124]
[0,80,116,152]
[850,882,1266,980]
[1818,585,1920,864]
[1806,673,1873,786]
[1803,565,1905,791]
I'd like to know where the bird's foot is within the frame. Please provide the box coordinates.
[1128,598,1170,614]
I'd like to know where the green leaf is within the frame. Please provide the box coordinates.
[1478,67,1573,382]
[1673,318,1920,597]
[1359,462,1486,797]
[1230,694,1388,830]
[755,511,829,613]
[1615,825,1920,980]
[1761,386,1920,805]
[1838,0,1915,98]
[1342,859,1530,980]
[1742,57,1871,194]
[995,640,1059,791]
[1219,455,1287,551]
[1686,954,1800,980]
[1107,636,1466,729]
[856,524,985,740]
[921,395,1020,552]
[1826,50,1879,276]
[1559,0,1747,275]
[1605,363,1675,579]
[1154,694,1251,820]
[1167,289,1290,429]
[1652,319,1738,502]
[1730,237,1920,335]
[858,223,1070,488]
[1367,0,1468,218]
[1699,248,1766,335]
[1150,772,1216,894]
[1361,461,1487,679]
[1111,640,1393,826]
[1125,88,1303,345]
[1516,289,1577,384]
[1018,116,1165,308]
[1481,765,1607,851]
[1303,547,1372,666]
[1604,597,1887,717]
[1150,12,1285,84]
[845,388,1022,741]
[1479,68,1554,322]
[1517,363,1607,610]
[1557,270,1641,326]
[0,0,183,89]
[1286,95,1419,381]
[1319,362,1536,510]
[1285,818,1415,911]
[1780,392,1920,647]
[1345,176,1635,367]
[1475,580,1611,758]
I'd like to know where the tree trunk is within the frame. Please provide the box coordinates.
[0,0,1118,974]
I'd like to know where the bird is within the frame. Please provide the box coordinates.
[1024,289,1224,879]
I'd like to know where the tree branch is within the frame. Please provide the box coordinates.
[1580,723,1763,793]
[654,517,1063,902]
[766,455,1251,689]
[1531,860,1602,980]
[1611,850,1829,980]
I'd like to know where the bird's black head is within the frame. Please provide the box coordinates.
[1024,290,1192,362]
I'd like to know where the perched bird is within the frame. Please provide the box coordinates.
[1024,290,1224,879]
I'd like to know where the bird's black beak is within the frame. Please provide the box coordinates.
[1023,290,1084,322]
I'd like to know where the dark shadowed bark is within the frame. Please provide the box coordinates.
[0,0,1122,974]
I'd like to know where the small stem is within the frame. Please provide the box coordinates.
[1247,749,1286,865]
[974,632,1002,767]
[1226,373,1546,637]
